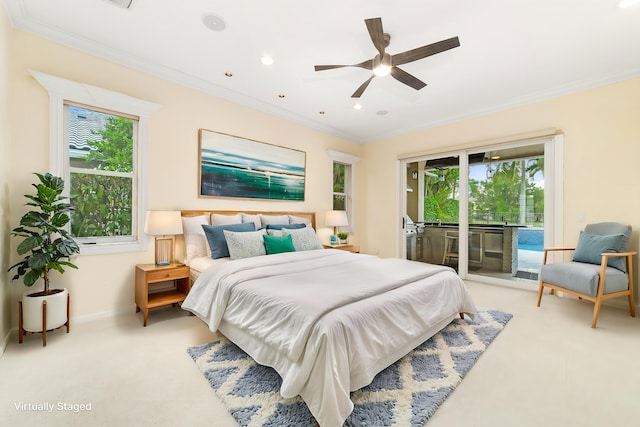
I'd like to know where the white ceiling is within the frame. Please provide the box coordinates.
[4,0,640,143]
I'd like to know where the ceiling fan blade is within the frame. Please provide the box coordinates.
[365,17,386,56]
[314,59,373,72]
[390,67,427,90]
[351,75,375,98]
[392,36,460,66]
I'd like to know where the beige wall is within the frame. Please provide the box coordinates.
[362,77,640,259]
[0,5,11,350]
[7,29,362,325]
[5,23,640,330]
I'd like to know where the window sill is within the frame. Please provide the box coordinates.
[78,241,143,255]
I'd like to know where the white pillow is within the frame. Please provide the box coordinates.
[241,213,261,230]
[282,227,323,251]
[259,214,290,228]
[288,215,312,226]
[182,215,210,263]
[211,213,242,226]
[223,229,267,259]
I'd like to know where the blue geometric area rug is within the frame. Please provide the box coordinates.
[187,309,512,427]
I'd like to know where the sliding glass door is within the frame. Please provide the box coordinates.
[405,156,461,271]
[401,135,562,287]
[466,144,545,282]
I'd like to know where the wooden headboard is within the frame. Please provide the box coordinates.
[180,210,316,230]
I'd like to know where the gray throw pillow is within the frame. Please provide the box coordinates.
[572,232,626,271]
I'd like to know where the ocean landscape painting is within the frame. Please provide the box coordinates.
[199,129,305,200]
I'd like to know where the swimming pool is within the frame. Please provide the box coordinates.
[518,228,544,252]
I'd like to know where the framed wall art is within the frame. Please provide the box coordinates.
[198,129,306,200]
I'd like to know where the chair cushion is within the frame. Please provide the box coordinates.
[540,262,629,297]
[572,232,626,271]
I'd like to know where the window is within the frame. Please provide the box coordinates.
[328,150,359,232]
[332,162,348,210]
[31,70,160,254]
[66,103,137,242]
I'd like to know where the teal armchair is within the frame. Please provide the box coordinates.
[536,222,636,328]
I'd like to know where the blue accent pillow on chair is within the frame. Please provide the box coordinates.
[572,232,626,271]
[202,222,255,259]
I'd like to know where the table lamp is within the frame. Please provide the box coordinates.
[144,210,183,266]
[325,210,349,245]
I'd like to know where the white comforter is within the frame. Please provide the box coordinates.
[183,249,477,426]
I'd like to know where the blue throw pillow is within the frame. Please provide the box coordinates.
[202,222,255,259]
[572,232,626,271]
[265,223,306,230]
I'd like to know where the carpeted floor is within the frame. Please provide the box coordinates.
[188,309,512,427]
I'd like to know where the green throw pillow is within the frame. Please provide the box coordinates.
[572,232,625,271]
[263,234,296,255]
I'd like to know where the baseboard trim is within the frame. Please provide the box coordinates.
[71,305,134,325]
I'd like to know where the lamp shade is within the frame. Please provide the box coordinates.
[325,210,349,227]
[144,211,183,236]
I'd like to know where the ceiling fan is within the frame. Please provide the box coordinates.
[314,17,460,98]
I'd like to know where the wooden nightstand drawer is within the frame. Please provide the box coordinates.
[146,266,189,283]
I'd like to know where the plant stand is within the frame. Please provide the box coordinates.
[18,291,70,347]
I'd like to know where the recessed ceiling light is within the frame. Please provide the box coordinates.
[618,0,640,7]
[202,13,226,31]
[261,55,274,66]
[278,94,285,98]
[319,111,326,115]
[353,103,363,110]
[224,72,233,77]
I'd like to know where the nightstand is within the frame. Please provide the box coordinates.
[323,244,360,253]
[135,263,190,326]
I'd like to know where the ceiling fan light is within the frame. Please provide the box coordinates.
[373,65,391,77]
[373,53,392,76]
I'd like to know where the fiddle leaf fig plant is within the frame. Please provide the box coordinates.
[8,173,80,295]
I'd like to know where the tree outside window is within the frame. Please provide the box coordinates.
[333,162,347,210]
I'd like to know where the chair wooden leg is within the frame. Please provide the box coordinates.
[591,297,602,329]
[536,282,544,307]
[628,257,635,318]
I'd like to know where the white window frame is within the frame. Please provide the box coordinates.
[30,70,160,255]
[328,150,359,233]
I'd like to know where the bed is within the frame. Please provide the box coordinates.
[179,210,477,426]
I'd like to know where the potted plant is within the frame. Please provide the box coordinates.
[8,173,80,344]
[337,231,349,245]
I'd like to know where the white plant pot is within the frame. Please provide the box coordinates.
[21,288,69,332]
